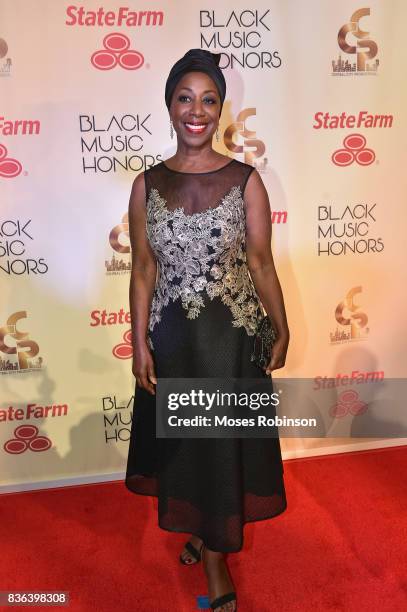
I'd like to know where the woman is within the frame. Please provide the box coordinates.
[126,49,290,612]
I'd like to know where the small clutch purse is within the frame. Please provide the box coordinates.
[250,315,278,370]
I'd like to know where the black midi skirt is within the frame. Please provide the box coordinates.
[125,294,287,553]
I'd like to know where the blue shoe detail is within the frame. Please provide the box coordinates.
[197,595,210,609]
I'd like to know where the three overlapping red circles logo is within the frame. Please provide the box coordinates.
[91,33,144,70]
[4,425,52,454]
[112,329,133,359]
[332,134,375,166]
[330,390,368,417]
[0,144,22,178]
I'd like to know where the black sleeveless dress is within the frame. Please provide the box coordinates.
[125,158,287,553]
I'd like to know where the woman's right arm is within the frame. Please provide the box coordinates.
[128,171,158,395]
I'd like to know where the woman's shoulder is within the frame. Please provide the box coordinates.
[230,158,256,173]
[227,159,259,190]
[132,160,165,189]
[143,160,164,174]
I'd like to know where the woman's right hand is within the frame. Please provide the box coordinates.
[132,340,157,395]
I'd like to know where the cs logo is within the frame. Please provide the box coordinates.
[0,311,40,370]
[338,8,378,72]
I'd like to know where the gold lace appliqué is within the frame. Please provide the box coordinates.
[145,185,263,345]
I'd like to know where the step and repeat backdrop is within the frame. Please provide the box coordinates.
[1,0,406,492]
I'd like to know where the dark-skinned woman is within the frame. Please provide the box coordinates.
[125,49,290,612]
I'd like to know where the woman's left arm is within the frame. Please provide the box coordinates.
[244,169,290,372]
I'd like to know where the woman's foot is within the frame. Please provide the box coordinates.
[202,545,236,611]
[179,535,203,565]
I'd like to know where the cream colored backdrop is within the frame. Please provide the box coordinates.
[1,0,406,492]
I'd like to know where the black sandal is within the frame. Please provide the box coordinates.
[210,591,237,611]
[179,539,204,565]
[202,545,237,610]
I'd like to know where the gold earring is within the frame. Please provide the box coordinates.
[216,127,220,142]
[170,119,174,139]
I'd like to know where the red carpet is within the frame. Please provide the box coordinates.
[1,445,406,611]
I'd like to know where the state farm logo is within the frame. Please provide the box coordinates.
[332,134,375,166]
[90,309,134,357]
[90,308,131,327]
[0,144,22,178]
[4,424,52,454]
[65,6,163,27]
[330,390,368,417]
[112,327,154,359]
[91,33,144,70]
[0,116,40,136]
[0,116,41,178]
[313,112,392,165]
[113,329,133,359]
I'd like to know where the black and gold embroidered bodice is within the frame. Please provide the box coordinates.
[144,158,264,348]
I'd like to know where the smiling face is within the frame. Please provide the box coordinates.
[169,71,221,143]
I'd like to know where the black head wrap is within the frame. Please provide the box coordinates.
[165,49,226,116]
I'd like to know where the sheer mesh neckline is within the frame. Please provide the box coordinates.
[161,159,235,175]
[145,157,254,218]
[149,185,243,219]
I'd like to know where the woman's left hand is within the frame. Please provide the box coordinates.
[265,334,289,375]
